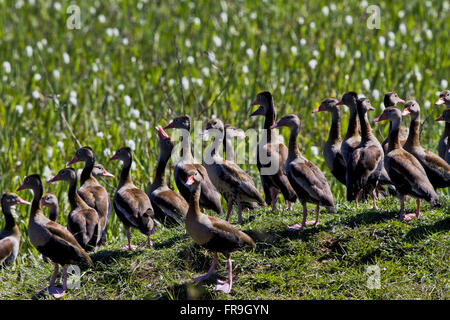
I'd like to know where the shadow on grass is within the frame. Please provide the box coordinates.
[152,280,217,300]
[339,209,399,228]
[154,235,187,249]
[90,249,142,266]
[403,217,450,243]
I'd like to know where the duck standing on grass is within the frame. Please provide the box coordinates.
[109,147,155,250]
[271,114,336,230]
[17,174,93,297]
[184,169,256,293]
[373,108,440,221]
[435,90,450,159]
[0,193,30,266]
[435,109,450,164]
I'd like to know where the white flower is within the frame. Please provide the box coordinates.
[311,146,319,156]
[345,15,353,25]
[118,83,125,91]
[308,59,318,69]
[399,23,407,35]
[2,61,11,73]
[299,38,307,46]
[34,73,41,81]
[309,22,316,29]
[62,52,70,64]
[15,105,23,114]
[322,6,330,16]
[130,108,140,118]
[260,44,267,53]
[168,79,175,86]
[32,90,40,99]
[129,121,137,130]
[207,51,218,64]
[415,70,422,82]
[52,69,60,79]
[98,14,106,23]
[441,79,448,88]
[26,102,33,110]
[92,63,99,72]
[185,39,191,47]
[201,67,210,77]
[388,31,395,40]
[103,148,111,157]
[124,95,131,107]
[46,147,53,159]
[246,48,254,58]
[193,17,201,26]
[96,131,104,139]
[312,50,319,57]
[425,29,433,40]
[25,46,33,57]
[363,78,371,91]
[424,101,431,108]
[56,141,64,149]
[194,78,203,86]
[378,50,385,59]
[372,89,380,100]
[250,12,257,20]
[378,36,386,46]
[213,35,222,47]
[354,50,361,59]
[122,38,129,46]
[42,166,52,180]
[380,102,385,110]
[361,0,368,7]
[69,95,77,106]
[53,2,61,11]
[182,77,189,90]
[388,40,395,48]
[131,162,136,171]
[220,12,228,23]
[242,65,249,73]
[330,3,337,11]
[398,10,405,18]
[297,16,304,25]
[290,46,298,56]
[127,139,136,151]
[240,41,246,48]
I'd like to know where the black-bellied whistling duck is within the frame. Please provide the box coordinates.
[345,98,384,209]
[164,116,223,215]
[0,193,29,266]
[374,108,440,220]
[435,90,450,159]
[67,147,111,245]
[91,164,115,179]
[381,92,407,154]
[41,193,59,222]
[312,97,347,185]
[250,91,297,210]
[402,100,450,190]
[184,169,256,293]
[147,126,188,226]
[48,168,100,251]
[17,174,93,297]
[339,92,361,164]
[201,118,266,224]
[109,147,155,250]
[271,114,336,230]
[435,109,450,164]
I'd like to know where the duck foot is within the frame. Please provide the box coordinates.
[305,220,318,226]
[216,279,231,293]
[122,244,138,251]
[47,286,65,298]
[402,213,417,221]
[287,223,303,230]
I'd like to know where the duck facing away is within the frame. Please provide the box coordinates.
[1,193,30,266]
[435,109,450,164]
[48,168,100,252]
[201,118,266,224]
[346,98,384,209]
[184,169,256,293]
[68,147,111,245]
[17,174,93,297]
[402,100,450,189]
[271,114,336,230]
[147,126,188,227]
[250,91,297,210]
[374,108,440,220]
[312,97,347,185]
[435,90,450,160]
[164,116,223,215]
[110,147,155,250]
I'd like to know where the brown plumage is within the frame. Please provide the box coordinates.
[184,169,255,293]
[312,97,347,185]
[1,193,29,265]
[201,118,266,224]
[148,126,188,227]
[435,90,450,160]
[345,98,384,208]
[402,100,450,189]
[68,147,111,245]
[110,147,155,250]
[250,91,297,210]
[17,174,93,296]
[381,92,407,154]
[164,116,223,215]
[339,92,361,164]
[272,114,336,230]
[374,108,440,221]
[435,109,450,164]
[48,168,100,252]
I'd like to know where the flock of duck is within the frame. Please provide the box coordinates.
[0,90,449,296]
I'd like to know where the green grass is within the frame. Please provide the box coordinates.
[0,0,449,299]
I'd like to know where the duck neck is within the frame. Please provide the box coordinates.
[68,177,84,210]
[187,185,202,219]
[327,110,342,144]
[344,105,359,140]
[405,114,421,148]
[48,205,59,222]
[80,157,95,185]
[1,201,15,229]
[210,130,224,159]
[31,183,43,217]
[388,119,403,152]
[444,122,450,139]
[180,128,194,161]
[358,110,373,141]
[119,157,133,186]
[264,102,276,142]
[288,126,301,160]
[151,153,169,191]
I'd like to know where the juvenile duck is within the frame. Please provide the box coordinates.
[41,193,59,222]
[271,114,336,229]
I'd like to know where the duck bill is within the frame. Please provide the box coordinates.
[373,113,388,122]
[312,104,326,113]
[336,100,344,106]
[270,123,280,129]
[435,115,444,122]
[250,99,259,106]
[368,106,375,111]
[234,131,246,139]
[156,126,170,139]
[102,169,115,178]
[17,196,31,205]
[16,183,27,191]
[47,175,60,183]
[163,122,175,130]
[186,175,195,186]
[434,97,445,105]
[199,129,209,136]
[397,98,406,104]
[67,156,79,166]
[401,108,411,116]
[109,153,119,161]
